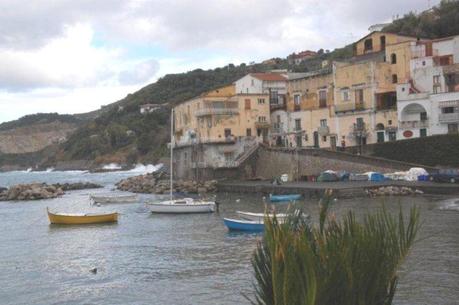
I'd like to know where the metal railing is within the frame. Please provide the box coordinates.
[399,120,430,129]
[335,102,356,112]
[195,107,239,117]
[318,126,330,136]
[439,113,459,123]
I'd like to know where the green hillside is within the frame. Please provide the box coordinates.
[3,0,459,169]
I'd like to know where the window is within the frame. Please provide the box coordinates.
[258,116,267,122]
[224,129,232,138]
[319,90,327,108]
[364,38,373,51]
[448,123,458,134]
[420,128,427,137]
[296,135,302,147]
[390,53,397,64]
[251,79,254,86]
[433,75,441,93]
[388,120,392,125]
[341,89,350,101]
[322,136,327,142]
[276,115,281,123]
[294,94,301,104]
[356,118,364,129]
[320,119,327,127]
[295,119,301,131]
[257,98,265,104]
[392,74,398,84]
[244,99,251,110]
[380,36,386,49]
[442,107,454,114]
[420,112,427,121]
[388,131,396,141]
[355,89,364,106]
[270,90,279,104]
[433,75,440,84]
[246,128,252,136]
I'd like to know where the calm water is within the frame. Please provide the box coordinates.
[0,171,458,305]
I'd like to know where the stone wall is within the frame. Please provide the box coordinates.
[254,147,433,180]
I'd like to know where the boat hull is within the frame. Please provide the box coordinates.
[47,211,118,224]
[236,211,288,222]
[269,194,302,202]
[149,201,216,214]
[223,218,264,232]
[91,195,137,204]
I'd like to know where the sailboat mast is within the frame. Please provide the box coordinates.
[170,108,174,201]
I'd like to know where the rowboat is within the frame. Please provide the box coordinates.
[269,194,302,202]
[90,194,138,204]
[223,218,264,232]
[236,211,289,222]
[148,198,216,214]
[47,208,118,224]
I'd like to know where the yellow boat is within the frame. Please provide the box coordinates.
[47,208,118,225]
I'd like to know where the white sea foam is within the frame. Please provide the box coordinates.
[126,163,163,174]
[102,163,123,170]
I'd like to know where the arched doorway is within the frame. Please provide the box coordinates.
[376,123,385,143]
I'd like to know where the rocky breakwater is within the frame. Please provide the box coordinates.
[0,182,103,201]
[116,171,217,194]
[365,186,424,197]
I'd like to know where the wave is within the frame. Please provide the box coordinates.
[125,163,163,174]
[102,163,123,170]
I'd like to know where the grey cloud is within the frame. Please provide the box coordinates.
[118,58,159,85]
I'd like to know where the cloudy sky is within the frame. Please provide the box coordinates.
[0,0,437,123]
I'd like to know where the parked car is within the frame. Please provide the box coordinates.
[429,169,459,183]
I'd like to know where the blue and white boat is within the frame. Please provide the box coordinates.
[269,194,302,202]
[223,218,264,232]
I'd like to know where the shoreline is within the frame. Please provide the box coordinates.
[217,180,459,199]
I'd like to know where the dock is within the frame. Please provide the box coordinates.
[217,180,459,198]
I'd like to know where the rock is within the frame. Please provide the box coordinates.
[115,172,217,195]
[52,182,102,191]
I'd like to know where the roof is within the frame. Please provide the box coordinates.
[353,31,418,45]
[290,50,317,59]
[287,67,333,81]
[250,73,287,81]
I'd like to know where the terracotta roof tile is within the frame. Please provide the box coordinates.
[250,73,287,81]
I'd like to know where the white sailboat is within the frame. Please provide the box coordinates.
[149,109,217,214]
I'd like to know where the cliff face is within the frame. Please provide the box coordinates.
[0,121,78,154]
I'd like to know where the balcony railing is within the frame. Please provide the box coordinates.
[270,122,284,134]
[318,126,330,136]
[399,120,429,129]
[335,102,356,112]
[439,113,459,123]
[195,107,239,117]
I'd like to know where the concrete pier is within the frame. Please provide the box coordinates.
[217,180,459,198]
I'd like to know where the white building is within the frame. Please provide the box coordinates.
[234,73,288,107]
[140,103,161,114]
[397,36,459,139]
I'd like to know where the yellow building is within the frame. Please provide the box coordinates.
[174,85,270,145]
[278,69,337,148]
[353,31,416,56]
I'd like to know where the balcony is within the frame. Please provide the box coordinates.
[270,122,284,134]
[439,113,459,123]
[335,102,356,113]
[195,107,239,117]
[270,103,286,111]
[399,120,430,129]
[318,126,330,136]
[255,121,270,129]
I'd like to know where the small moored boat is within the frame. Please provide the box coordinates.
[90,194,138,204]
[148,198,216,214]
[236,211,289,222]
[47,208,118,225]
[269,194,302,202]
[223,218,264,232]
